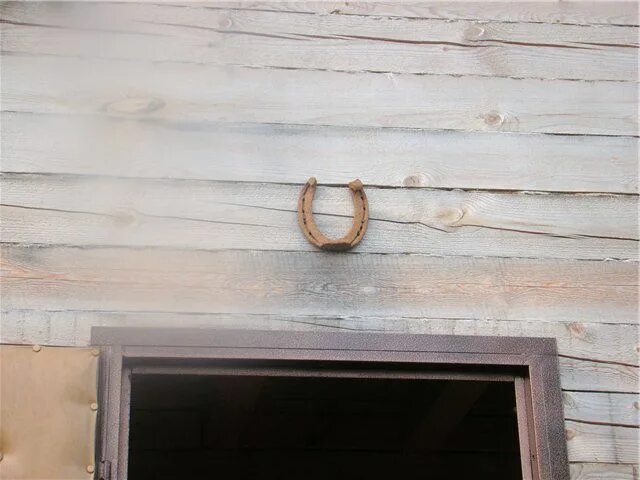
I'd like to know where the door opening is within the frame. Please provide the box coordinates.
[128,371,522,480]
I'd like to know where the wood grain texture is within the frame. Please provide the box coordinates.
[2,54,636,136]
[2,246,637,326]
[3,113,637,194]
[1,174,637,260]
[569,463,638,480]
[2,4,637,81]
[558,357,639,397]
[213,2,640,26]
[2,310,637,365]
[565,420,638,464]
[563,392,639,427]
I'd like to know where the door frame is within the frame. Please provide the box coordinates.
[92,328,570,480]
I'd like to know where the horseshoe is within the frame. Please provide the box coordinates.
[297,177,369,251]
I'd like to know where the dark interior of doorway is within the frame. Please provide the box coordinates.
[128,372,522,480]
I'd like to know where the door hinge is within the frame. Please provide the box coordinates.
[97,460,111,480]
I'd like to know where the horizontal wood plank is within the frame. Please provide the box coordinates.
[214,2,639,26]
[558,356,639,397]
[4,113,637,194]
[569,463,638,480]
[2,246,637,325]
[563,392,639,427]
[565,420,638,464]
[2,4,637,81]
[2,309,637,364]
[2,55,636,136]
[1,174,637,260]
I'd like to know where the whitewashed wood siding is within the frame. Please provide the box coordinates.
[1,2,638,477]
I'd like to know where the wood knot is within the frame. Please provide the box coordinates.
[464,25,485,41]
[402,174,427,187]
[104,97,165,115]
[565,428,577,441]
[484,111,504,127]
[567,322,587,338]
[633,401,639,410]
[219,17,233,28]
[436,207,465,227]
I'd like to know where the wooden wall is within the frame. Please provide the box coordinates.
[1,2,638,477]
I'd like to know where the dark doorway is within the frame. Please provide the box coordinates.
[127,372,522,480]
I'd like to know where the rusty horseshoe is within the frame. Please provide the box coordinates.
[297,177,369,251]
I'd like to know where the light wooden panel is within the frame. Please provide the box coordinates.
[563,392,639,427]
[0,345,98,478]
[566,420,638,464]
[215,2,640,26]
[2,54,636,136]
[2,246,637,325]
[2,4,637,81]
[559,357,639,397]
[569,463,638,480]
[3,113,637,194]
[1,174,636,260]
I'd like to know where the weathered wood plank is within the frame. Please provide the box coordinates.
[1,174,637,260]
[558,356,639,396]
[565,420,638,464]
[2,310,637,365]
[569,463,638,480]
[563,392,639,427]
[4,113,636,193]
[213,2,639,26]
[6,2,633,28]
[1,309,637,392]
[2,246,637,326]
[2,55,636,136]
[2,4,637,81]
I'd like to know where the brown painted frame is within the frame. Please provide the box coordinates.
[91,328,570,480]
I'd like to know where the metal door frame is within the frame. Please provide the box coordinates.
[92,328,570,480]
